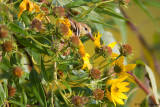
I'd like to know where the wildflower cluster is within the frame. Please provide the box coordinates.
[1,0,153,107]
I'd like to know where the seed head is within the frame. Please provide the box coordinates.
[72,95,85,106]
[13,67,23,78]
[0,25,8,38]
[31,18,43,32]
[91,68,101,80]
[120,44,132,56]
[2,41,13,52]
[8,86,16,97]
[93,88,104,100]
[70,35,80,46]
[59,23,69,36]
[53,6,65,18]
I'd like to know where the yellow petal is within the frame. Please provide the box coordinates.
[108,42,117,49]
[115,56,124,66]
[116,92,128,99]
[34,4,40,13]
[110,53,119,57]
[124,64,136,72]
[106,79,113,85]
[111,93,124,105]
[18,0,28,17]
[28,1,34,12]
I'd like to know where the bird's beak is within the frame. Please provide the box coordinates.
[86,32,94,41]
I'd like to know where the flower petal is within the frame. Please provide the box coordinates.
[116,92,128,99]
[124,64,136,72]
[110,53,119,57]
[108,42,117,49]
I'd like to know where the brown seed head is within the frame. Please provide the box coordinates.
[72,95,84,106]
[93,88,104,100]
[0,25,8,38]
[120,44,132,56]
[59,24,69,36]
[13,67,23,78]
[8,86,16,97]
[101,45,112,56]
[2,41,13,52]
[70,35,80,46]
[31,19,43,32]
[53,6,65,18]
[91,68,101,80]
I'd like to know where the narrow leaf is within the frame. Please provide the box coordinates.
[8,23,28,35]
[145,64,159,104]
[41,58,49,82]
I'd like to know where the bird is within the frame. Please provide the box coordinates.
[69,18,94,41]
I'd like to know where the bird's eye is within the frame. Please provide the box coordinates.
[85,27,88,31]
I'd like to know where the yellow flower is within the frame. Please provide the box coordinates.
[106,76,130,106]
[113,56,136,82]
[58,18,71,28]
[81,53,92,70]
[94,31,102,48]
[94,31,118,57]
[78,40,92,70]
[58,18,73,39]
[78,40,86,57]
[18,0,40,17]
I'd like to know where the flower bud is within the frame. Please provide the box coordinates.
[53,6,65,18]
[120,44,132,56]
[57,70,64,79]
[91,68,101,80]
[93,88,104,100]
[13,67,23,78]
[0,25,8,38]
[8,86,16,97]
[2,41,13,52]
[95,45,112,58]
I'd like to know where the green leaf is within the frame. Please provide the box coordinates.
[95,8,129,21]
[145,64,160,104]
[22,91,27,106]
[90,19,117,28]
[140,95,149,107]
[8,23,28,35]
[61,81,72,93]
[66,0,89,8]
[9,100,26,107]
[0,83,5,103]
[21,14,30,26]
[29,69,47,107]
[14,35,48,54]
[0,63,9,71]
[41,58,49,82]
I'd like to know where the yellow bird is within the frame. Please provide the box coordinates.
[69,18,94,41]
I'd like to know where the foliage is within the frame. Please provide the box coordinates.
[0,0,159,107]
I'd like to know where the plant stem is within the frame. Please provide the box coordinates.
[99,55,121,69]
[128,72,157,104]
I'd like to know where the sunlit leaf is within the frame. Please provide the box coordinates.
[145,64,159,104]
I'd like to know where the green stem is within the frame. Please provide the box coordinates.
[26,35,51,48]
[99,54,122,69]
